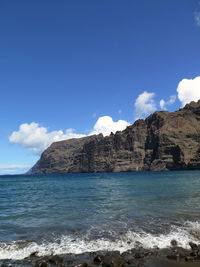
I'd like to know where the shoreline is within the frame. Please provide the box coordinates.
[1,242,200,267]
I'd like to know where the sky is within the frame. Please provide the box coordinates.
[0,0,200,174]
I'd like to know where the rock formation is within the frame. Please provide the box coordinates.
[29,100,200,174]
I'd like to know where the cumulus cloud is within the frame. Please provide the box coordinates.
[0,164,31,175]
[9,122,86,154]
[177,76,200,107]
[89,116,130,136]
[9,117,130,155]
[134,91,156,119]
[195,11,200,26]
[160,95,176,110]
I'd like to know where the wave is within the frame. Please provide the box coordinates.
[0,221,200,260]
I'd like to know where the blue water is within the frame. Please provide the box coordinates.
[0,171,200,259]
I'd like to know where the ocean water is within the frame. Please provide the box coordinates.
[0,171,200,260]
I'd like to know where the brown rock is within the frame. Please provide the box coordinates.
[29,100,200,174]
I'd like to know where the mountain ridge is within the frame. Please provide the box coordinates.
[29,100,200,174]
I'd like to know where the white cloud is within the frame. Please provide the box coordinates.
[8,76,200,159]
[134,91,156,119]
[168,95,176,104]
[0,164,31,175]
[177,76,200,107]
[9,118,130,155]
[160,95,176,110]
[0,164,30,169]
[195,11,200,26]
[160,99,165,110]
[90,116,130,136]
[9,122,86,155]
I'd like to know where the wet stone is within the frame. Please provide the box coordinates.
[66,260,73,265]
[189,242,198,251]
[49,255,63,265]
[185,256,195,262]
[1,263,10,267]
[124,255,136,265]
[30,252,39,258]
[93,255,103,265]
[170,239,178,247]
[190,251,198,257]
[35,262,48,267]
[134,253,142,259]
[102,253,125,267]
[166,254,179,261]
[75,264,88,267]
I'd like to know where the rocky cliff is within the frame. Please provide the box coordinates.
[29,100,200,174]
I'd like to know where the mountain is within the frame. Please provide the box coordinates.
[29,100,200,174]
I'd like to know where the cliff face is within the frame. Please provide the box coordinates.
[30,100,200,174]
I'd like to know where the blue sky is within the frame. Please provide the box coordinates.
[0,0,200,174]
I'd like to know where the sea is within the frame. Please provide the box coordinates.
[0,171,200,260]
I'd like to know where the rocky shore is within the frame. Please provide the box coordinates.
[1,241,200,267]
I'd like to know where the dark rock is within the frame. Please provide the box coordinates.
[1,263,10,267]
[35,261,48,267]
[166,246,191,262]
[66,260,74,265]
[93,255,103,265]
[101,256,114,267]
[75,263,88,267]
[29,100,200,174]
[189,242,198,251]
[190,251,197,256]
[102,252,126,267]
[185,256,195,261]
[134,253,143,259]
[30,251,38,256]
[172,247,190,261]
[166,254,179,261]
[49,255,63,265]
[170,239,178,247]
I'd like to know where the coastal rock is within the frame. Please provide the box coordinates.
[189,242,198,251]
[1,263,10,267]
[101,251,126,267]
[93,255,103,264]
[35,261,48,267]
[30,251,39,258]
[2,246,200,267]
[48,255,63,265]
[29,100,200,174]
[170,239,178,247]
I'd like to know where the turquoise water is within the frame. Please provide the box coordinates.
[0,171,200,259]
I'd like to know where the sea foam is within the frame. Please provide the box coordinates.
[0,221,199,260]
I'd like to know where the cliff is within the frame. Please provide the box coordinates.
[29,100,200,174]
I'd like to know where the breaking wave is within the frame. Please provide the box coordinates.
[0,221,200,260]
